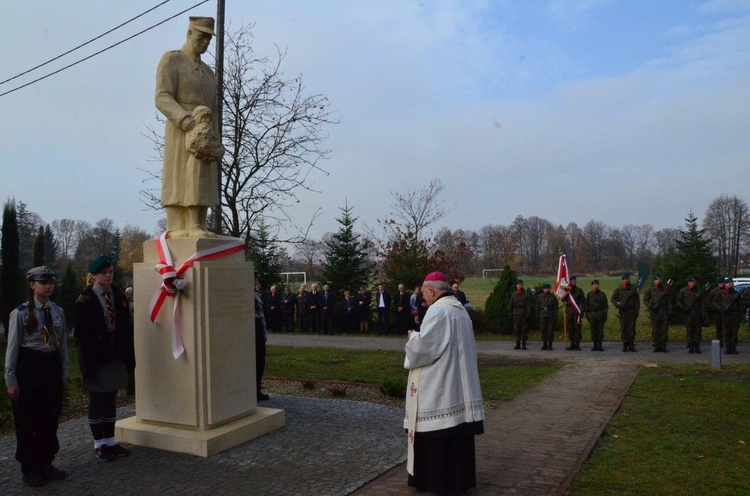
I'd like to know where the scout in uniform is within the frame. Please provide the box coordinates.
[4,266,69,487]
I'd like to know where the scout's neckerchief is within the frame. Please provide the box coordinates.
[149,232,244,359]
[406,367,421,476]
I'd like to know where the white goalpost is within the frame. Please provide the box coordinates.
[482,268,503,279]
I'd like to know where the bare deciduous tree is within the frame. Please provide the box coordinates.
[703,195,749,275]
[387,179,447,241]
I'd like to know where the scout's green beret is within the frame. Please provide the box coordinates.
[89,256,113,274]
[591,279,600,285]
[27,266,56,282]
[716,277,725,284]
[542,283,550,289]
[622,273,631,279]
[725,277,734,283]
[569,275,577,281]
[653,274,661,280]
[516,279,523,284]
[687,275,697,282]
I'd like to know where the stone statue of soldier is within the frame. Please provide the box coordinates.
[155,16,224,238]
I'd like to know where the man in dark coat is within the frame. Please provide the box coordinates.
[320,284,336,334]
[564,276,585,351]
[375,284,391,335]
[394,284,411,335]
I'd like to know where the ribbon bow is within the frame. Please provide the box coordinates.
[149,232,245,358]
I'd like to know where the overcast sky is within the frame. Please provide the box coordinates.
[2,0,748,241]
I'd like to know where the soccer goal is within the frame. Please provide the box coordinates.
[482,268,503,279]
[280,271,307,288]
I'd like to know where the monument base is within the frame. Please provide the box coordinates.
[116,407,285,457]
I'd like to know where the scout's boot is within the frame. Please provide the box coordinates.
[662,344,669,353]
[695,343,702,354]
[653,343,660,353]
[548,341,554,350]
[725,345,732,355]
[629,341,637,352]
[576,341,582,351]
[622,341,628,352]
[514,340,521,350]
[599,342,605,351]
[541,341,548,350]
[521,340,527,350]
[591,342,598,351]
[689,344,695,354]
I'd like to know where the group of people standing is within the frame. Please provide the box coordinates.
[4,257,135,487]
[511,273,747,354]
[255,281,465,336]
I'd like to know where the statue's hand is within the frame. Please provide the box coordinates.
[180,115,196,132]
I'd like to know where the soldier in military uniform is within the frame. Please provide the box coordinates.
[536,283,558,350]
[611,273,640,352]
[584,280,608,351]
[509,279,531,350]
[564,276,585,351]
[706,277,726,346]
[676,275,704,353]
[643,274,672,353]
[718,278,742,355]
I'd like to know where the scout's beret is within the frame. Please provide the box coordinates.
[569,275,577,281]
[591,279,600,285]
[653,274,662,280]
[424,271,448,282]
[622,273,631,279]
[687,275,697,282]
[542,283,550,289]
[717,276,726,284]
[516,279,523,284]
[189,16,216,36]
[89,256,113,274]
[27,266,56,282]
[725,277,734,283]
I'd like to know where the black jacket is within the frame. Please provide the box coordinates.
[74,286,135,380]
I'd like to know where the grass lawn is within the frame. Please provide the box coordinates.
[462,276,750,343]
[568,363,750,496]
[265,346,563,406]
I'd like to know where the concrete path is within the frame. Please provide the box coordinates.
[268,334,750,365]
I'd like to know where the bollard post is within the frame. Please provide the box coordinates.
[711,339,722,370]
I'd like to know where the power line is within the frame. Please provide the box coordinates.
[0,0,173,87]
[0,0,209,99]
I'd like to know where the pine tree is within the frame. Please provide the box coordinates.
[483,265,517,334]
[1,199,21,332]
[33,226,45,266]
[57,263,82,325]
[248,219,283,289]
[321,202,374,298]
[43,224,57,268]
[655,212,718,302]
[381,233,430,290]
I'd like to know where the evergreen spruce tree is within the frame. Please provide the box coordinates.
[655,212,718,304]
[483,265,517,334]
[1,200,21,332]
[248,219,283,289]
[321,202,374,298]
[58,263,81,325]
[381,233,430,290]
[44,224,57,269]
[33,226,45,266]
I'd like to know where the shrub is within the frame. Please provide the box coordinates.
[380,377,407,398]
[483,265,517,334]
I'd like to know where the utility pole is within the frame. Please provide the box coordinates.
[213,0,225,235]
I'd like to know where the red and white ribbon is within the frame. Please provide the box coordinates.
[148,232,245,358]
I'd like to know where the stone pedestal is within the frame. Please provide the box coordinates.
[116,237,284,457]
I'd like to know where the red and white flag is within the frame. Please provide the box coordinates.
[554,253,581,319]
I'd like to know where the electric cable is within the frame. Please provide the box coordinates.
[0,0,209,99]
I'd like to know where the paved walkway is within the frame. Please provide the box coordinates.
[353,361,640,496]
[2,335,745,495]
